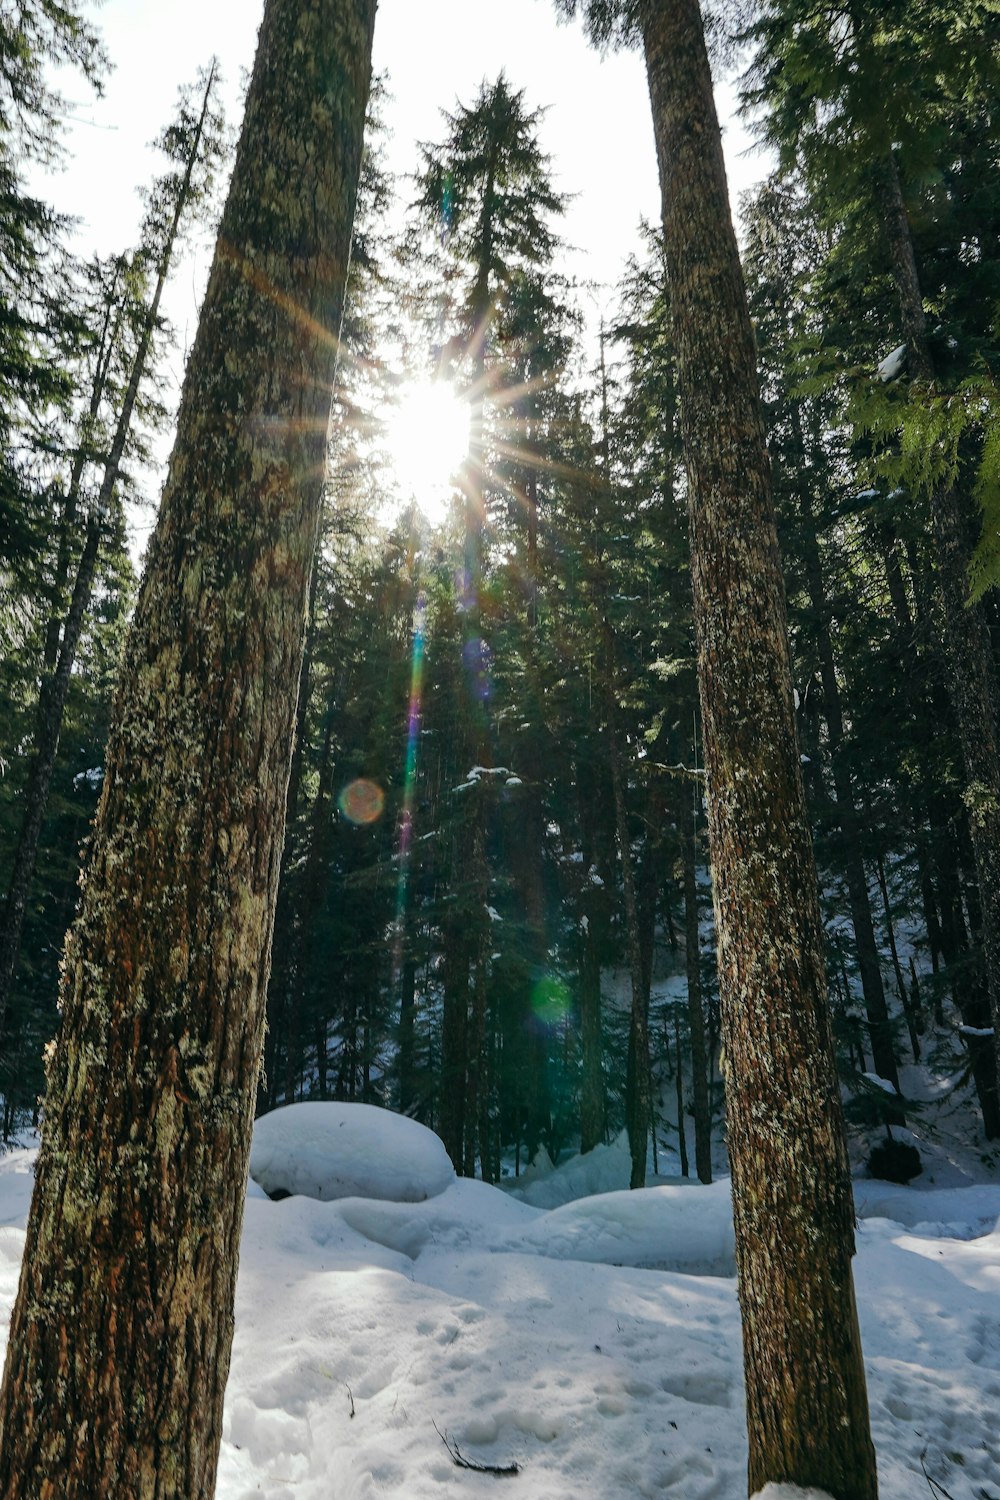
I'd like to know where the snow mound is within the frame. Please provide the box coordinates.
[853,1179,1000,1236]
[513,1179,736,1277]
[507,1130,633,1207]
[249,1102,455,1204]
[753,1487,837,1500]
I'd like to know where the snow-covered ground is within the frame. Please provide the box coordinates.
[1,1105,999,1499]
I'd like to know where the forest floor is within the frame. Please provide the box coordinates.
[0,1097,998,1500]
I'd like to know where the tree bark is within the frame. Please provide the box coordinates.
[640,1,877,1494]
[0,6,376,1497]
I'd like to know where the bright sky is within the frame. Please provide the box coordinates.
[45,0,765,551]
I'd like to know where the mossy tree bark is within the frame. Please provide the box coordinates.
[0,3,377,1496]
[639,1,878,1494]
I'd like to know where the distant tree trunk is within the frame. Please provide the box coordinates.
[640,2,878,1495]
[577,706,608,1157]
[674,1013,689,1178]
[0,72,219,1066]
[796,485,904,1115]
[604,617,651,1190]
[873,844,921,1063]
[284,692,338,1104]
[397,955,417,1114]
[259,562,323,1114]
[681,803,712,1184]
[877,149,1000,1099]
[440,903,470,1171]
[578,883,605,1154]
[0,6,376,1498]
[43,260,125,674]
[880,523,1000,1116]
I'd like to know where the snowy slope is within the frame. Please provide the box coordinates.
[0,1130,998,1499]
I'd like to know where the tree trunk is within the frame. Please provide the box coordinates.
[873,844,921,1063]
[605,618,651,1190]
[877,150,1000,1097]
[674,1014,689,1178]
[577,763,608,1154]
[797,487,904,1114]
[681,802,712,1184]
[259,557,323,1113]
[0,6,376,1497]
[640,2,877,1494]
[398,956,417,1114]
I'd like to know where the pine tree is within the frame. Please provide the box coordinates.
[412,75,566,1173]
[0,3,105,641]
[745,0,1000,1134]
[0,62,226,1078]
[0,3,377,1495]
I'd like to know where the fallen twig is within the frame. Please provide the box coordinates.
[433,1420,520,1477]
[920,1447,958,1500]
[345,1384,355,1419]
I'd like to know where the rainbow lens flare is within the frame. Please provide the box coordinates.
[339,778,385,826]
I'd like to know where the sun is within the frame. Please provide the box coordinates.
[384,378,470,527]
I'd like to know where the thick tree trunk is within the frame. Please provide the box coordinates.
[0,6,376,1498]
[640,2,877,1495]
[877,151,1000,1096]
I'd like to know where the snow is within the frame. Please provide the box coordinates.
[753,1489,837,1500]
[249,1102,456,1203]
[862,1071,898,1095]
[0,1112,998,1499]
[878,344,907,381]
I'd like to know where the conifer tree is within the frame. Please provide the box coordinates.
[413,76,566,1173]
[745,0,1000,1126]
[0,1,105,604]
[0,63,226,1074]
[0,3,377,1495]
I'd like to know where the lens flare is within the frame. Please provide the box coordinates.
[531,976,572,1025]
[392,595,427,982]
[339,778,385,826]
[384,379,470,527]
